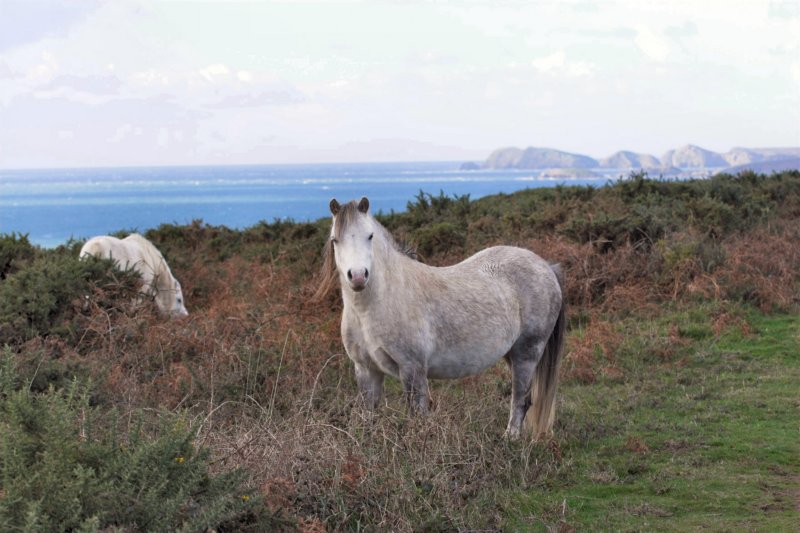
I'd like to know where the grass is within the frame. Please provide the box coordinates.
[507,307,800,531]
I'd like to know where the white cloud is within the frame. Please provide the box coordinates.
[24,51,59,84]
[109,124,132,143]
[0,0,101,51]
[0,61,20,80]
[532,51,566,72]
[34,86,111,105]
[210,88,307,108]
[407,50,459,67]
[531,50,594,77]
[157,127,169,147]
[0,0,797,166]
[792,63,800,85]
[198,64,231,83]
[130,69,171,87]
[31,75,122,107]
[634,25,670,62]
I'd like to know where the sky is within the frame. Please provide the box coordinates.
[0,0,799,168]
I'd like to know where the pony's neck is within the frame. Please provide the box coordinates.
[150,257,172,293]
[155,269,170,291]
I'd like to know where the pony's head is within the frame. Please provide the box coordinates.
[156,276,189,318]
[328,197,374,293]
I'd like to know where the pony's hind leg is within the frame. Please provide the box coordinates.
[504,337,546,439]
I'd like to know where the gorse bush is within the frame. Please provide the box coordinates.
[0,254,141,344]
[0,351,284,532]
[378,171,800,254]
[400,190,472,227]
[145,217,329,268]
[413,222,467,258]
[0,233,36,280]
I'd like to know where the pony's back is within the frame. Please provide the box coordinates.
[123,234,164,265]
[80,235,135,265]
[79,237,108,259]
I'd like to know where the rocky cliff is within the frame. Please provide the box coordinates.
[661,145,728,168]
[473,144,800,172]
[483,146,597,169]
[598,151,661,169]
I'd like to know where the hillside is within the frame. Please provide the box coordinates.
[1,170,799,531]
[474,144,800,172]
[483,146,597,169]
[721,157,800,175]
[723,147,767,166]
[598,150,661,169]
[661,144,729,168]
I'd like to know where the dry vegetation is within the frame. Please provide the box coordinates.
[1,171,799,531]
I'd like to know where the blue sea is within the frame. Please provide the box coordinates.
[0,162,619,248]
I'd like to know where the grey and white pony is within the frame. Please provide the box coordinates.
[315,197,566,440]
[80,233,188,317]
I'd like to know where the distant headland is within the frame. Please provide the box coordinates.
[461,144,800,177]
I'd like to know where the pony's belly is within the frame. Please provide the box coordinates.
[427,362,496,380]
[427,342,511,379]
[355,292,520,381]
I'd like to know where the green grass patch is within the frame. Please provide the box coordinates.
[507,308,800,531]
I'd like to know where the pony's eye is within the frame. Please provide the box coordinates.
[368,233,374,241]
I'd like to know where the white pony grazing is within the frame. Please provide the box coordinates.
[315,197,566,440]
[80,233,188,317]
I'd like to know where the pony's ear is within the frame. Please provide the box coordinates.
[329,198,340,216]
[357,197,370,213]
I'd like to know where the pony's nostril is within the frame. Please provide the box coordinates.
[347,269,353,280]
[364,268,369,279]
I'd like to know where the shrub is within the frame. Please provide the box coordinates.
[413,222,467,258]
[560,211,644,252]
[686,194,737,237]
[716,225,800,312]
[0,233,36,280]
[656,233,727,298]
[0,255,141,345]
[0,351,284,532]
[397,191,471,228]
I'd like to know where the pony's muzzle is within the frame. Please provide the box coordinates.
[347,268,369,291]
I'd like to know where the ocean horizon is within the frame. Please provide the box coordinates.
[1,161,626,248]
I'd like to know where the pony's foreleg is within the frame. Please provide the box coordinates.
[354,362,384,410]
[399,362,429,415]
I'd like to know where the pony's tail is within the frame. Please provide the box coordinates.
[525,265,566,441]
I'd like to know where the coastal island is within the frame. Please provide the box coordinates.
[461,144,800,176]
